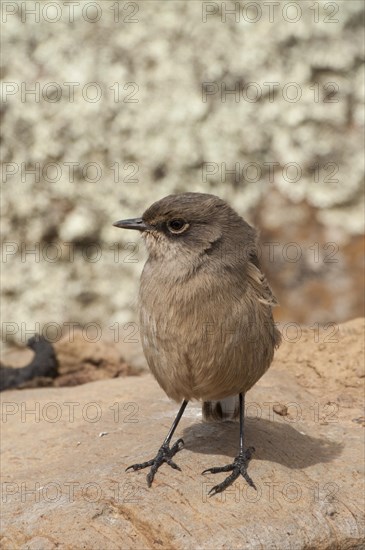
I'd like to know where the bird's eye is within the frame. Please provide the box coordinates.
[166,219,189,234]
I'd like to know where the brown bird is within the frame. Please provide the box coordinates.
[114,192,281,496]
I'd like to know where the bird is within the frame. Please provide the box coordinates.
[113,192,281,496]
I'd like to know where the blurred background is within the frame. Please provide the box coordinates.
[1,0,364,350]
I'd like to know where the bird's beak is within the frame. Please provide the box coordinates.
[113,217,148,231]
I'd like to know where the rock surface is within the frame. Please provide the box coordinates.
[1,319,364,549]
[1,331,144,389]
[0,337,58,391]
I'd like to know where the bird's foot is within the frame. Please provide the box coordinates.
[202,446,256,496]
[125,438,184,487]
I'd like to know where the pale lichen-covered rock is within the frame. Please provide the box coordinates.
[1,1,364,343]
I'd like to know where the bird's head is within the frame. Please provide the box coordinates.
[114,192,257,272]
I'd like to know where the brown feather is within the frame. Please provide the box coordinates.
[137,193,281,407]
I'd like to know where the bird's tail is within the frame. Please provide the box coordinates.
[202,396,239,422]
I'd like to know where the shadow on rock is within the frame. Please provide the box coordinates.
[182,417,343,470]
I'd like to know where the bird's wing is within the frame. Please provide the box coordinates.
[246,252,279,307]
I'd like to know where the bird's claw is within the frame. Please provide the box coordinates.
[126,438,185,487]
[202,446,256,496]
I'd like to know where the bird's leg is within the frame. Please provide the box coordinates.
[126,400,188,487]
[202,393,256,497]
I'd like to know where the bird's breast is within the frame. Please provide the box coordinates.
[138,264,277,402]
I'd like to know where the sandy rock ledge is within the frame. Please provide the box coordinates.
[1,319,364,549]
